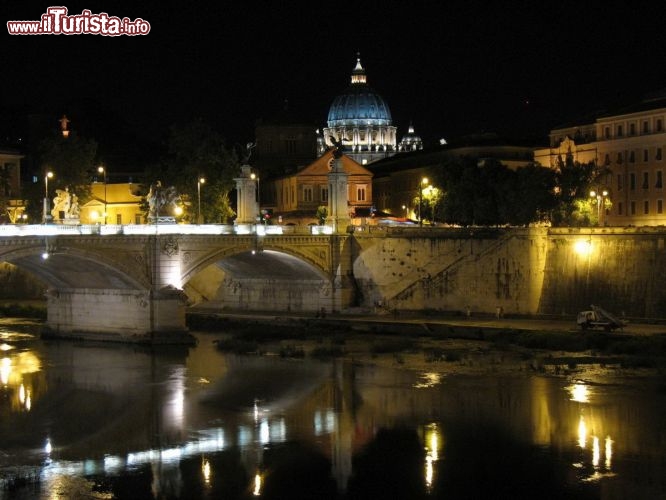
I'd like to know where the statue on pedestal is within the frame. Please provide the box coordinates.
[147,181,181,223]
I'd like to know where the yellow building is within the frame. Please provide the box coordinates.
[80,182,145,225]
[0,148,25,223]
[535,92,666,226]
[262,150,373,225]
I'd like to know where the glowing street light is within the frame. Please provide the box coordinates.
[197,177,205,224]
[419,177,429,227]
[251,172,261,222]
[590,189,609,225]
[43,171,54,224]
[97,166,107,224]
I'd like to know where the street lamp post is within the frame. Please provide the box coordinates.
[197,177,205,224]
[43,171,53,224]
[419,177,429,227]
[251,173,261,222]
[98,166,107,224]
[590,189,609,225]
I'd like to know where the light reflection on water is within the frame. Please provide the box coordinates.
[0,326,664,499]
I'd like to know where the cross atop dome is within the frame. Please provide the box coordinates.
[351,53,366,84]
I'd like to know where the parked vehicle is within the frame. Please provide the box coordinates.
[576,304,627,331]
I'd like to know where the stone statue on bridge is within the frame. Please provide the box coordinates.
[147,181,182,222]
[51,187,81,222]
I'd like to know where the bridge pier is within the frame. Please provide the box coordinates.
[44,286,193,344]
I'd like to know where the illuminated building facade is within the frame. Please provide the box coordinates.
[321,57,397,165]
[534,92,666,226]
[398,122,424,152]
[261,150,373,225]
[0,148,24,223]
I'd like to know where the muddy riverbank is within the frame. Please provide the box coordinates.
[188,312,666,383]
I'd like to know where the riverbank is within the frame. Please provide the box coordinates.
[188,311,666,382]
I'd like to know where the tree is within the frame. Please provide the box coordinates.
[435,157,559,227]
[0,164,15,223]
[550,153,601,227]
[147,120,239,223]
[26,131,98,222]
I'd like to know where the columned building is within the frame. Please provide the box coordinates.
[321,57,397,165]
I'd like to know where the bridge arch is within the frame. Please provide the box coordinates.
[182,247,332,313]
[0,243,147,290]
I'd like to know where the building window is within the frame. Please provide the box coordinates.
[630,172,636,190]
[657,171,663,189]
[285,139,296,154]
[643,121,650,134]
[643,172,649,189]
[644,149,649,162]
[644,200,650,214]
[321,186,328,203]
[116,214,122,225]
[658,200,664,214]
[617,125,623,137]
[629,151,635,163]
[617,152,623,164]
[303,186,313,202]
[618,202,623,215]
[135,214,142,224]
[356,185,366,202]
[617,174,623,190]
[291,186,295,204]
[629,123,636,136]
[658,119,664,132]
[604,126,611,139]
[631,201,636,215]
[657,148,663,161]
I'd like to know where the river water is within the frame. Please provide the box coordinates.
[0,318,665,499]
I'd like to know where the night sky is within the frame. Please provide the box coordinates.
[2,1,666,159]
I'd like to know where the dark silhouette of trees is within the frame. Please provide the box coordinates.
[145,120,240,223]
[434,157,558,226]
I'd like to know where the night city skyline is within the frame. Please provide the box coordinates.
[2,1,666,153]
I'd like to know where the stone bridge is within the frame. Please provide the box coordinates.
[0,225,354,343]
[3,224,666,343]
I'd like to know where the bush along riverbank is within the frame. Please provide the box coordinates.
[187,313,666,378]
[0,302,46,320]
